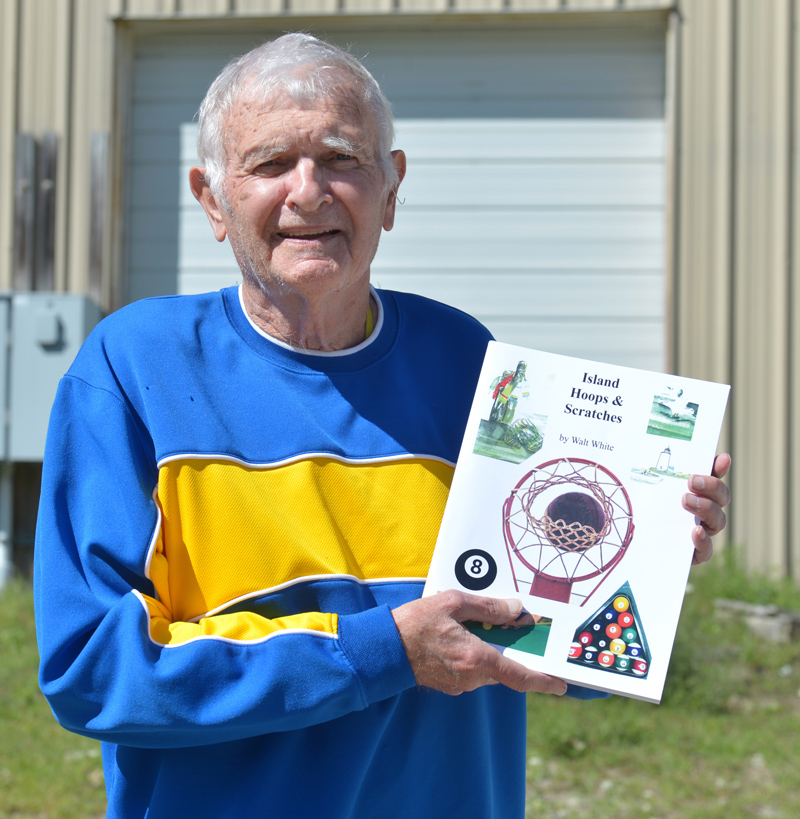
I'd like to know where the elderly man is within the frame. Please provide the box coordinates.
[34,34,730,818]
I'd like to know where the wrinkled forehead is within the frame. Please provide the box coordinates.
[223,78,380,153]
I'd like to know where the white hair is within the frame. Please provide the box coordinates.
[196,33,397,196]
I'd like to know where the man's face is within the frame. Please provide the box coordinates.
[194,91,404,301]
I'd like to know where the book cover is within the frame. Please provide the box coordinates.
[424,341,730,703]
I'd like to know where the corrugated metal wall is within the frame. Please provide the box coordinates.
[1,0,116,300]
[114,0,672,15]
[1,0,798,579]
[0,2,19,292]
[0,0,673,300]
[675,0,799,578]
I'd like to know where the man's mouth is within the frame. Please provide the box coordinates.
[277,229,340,240]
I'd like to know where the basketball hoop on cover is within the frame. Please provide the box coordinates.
[502,458,634,605]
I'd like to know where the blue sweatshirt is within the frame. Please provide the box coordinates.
[35,286,543,818]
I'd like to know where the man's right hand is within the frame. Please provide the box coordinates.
[391,590,568,697]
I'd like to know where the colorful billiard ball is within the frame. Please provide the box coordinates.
[569,642,583,659]
[614,655,631,671]
[592,622,602,632]
[605,623,622,639]
[602,608,616,621]
[618,612,634,628]
[622,628,638,642]
[627,642,642,658]
[613,596,630,612]
[597,638,608,649]
[598,651,616,667]
[583,647,598,664]
[609,638,627,655]
[578,631,593,646]
[633,659,648,676]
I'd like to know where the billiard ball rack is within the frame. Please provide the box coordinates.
[567,582,651,679]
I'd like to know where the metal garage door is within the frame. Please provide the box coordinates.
[126,21,666,370]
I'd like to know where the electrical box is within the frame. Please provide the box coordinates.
[8,293,102,462]
[0,300,9,461]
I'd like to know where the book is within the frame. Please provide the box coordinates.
[423,341,730,703]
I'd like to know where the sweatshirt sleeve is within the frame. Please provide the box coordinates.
[34,374,416,750]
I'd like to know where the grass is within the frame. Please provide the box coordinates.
[525,551,800,818]
[2,550,799,818]
[0,580,106,819]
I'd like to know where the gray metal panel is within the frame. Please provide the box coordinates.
[9,293,101,462]
[0,298,10,461]
[127,23,666,369]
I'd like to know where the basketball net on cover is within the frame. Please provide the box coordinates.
[502,458,635,605]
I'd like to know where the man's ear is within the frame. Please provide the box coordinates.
[189,167,227,242]
[383,150,407,232]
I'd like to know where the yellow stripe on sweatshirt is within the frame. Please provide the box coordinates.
[148,456,453,625]
[142,592,338,646]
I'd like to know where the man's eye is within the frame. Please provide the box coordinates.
[334,153,355,161]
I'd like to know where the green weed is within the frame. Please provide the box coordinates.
[526,553,800,818]
[0,580,106,819]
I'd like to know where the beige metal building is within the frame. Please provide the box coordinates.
[0,0,796,578]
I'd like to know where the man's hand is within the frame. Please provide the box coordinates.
[683,452,732,565]
[392,590,567,697]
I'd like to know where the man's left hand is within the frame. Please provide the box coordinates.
[683,452,732,565]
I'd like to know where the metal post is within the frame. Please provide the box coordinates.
[35,133,58,292]
[0,463,13,588]
[13,133,37,293]
[89,132,108,306]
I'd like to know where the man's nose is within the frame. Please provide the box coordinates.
[285,159,333,211]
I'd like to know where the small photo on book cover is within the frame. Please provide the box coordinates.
[646,385,700,442]
[473,359,548,465]
[567,582,651,679]
[502,457,634,608]
[466,614,553,658]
